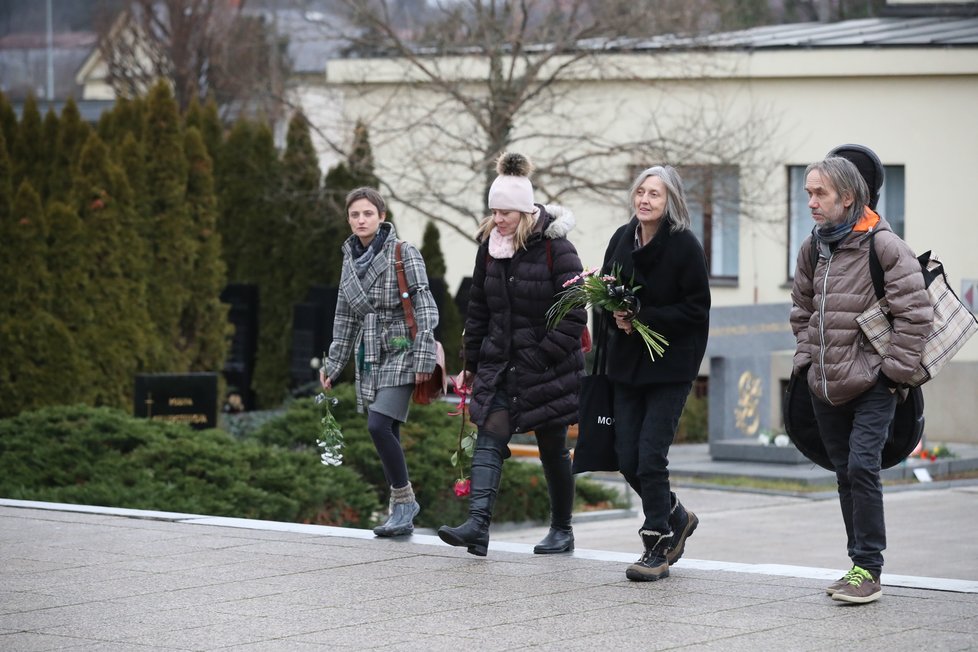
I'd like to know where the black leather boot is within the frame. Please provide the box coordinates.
[665,493,698,565]
[437,436,506,556]
[534,447,575,554]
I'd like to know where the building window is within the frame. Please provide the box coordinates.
[787,164,905,279]
[683,165,740,281]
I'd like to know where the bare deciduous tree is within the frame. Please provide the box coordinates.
[312,0,786,243]
[96,0,289,118]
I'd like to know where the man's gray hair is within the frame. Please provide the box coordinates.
[628,165,691,232]
[805,157,869,223]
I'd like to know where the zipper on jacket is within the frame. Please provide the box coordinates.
[817,250,833,406]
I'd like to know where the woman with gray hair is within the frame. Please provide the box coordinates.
[601,165,711,581]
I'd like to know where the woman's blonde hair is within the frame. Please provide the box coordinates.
[475,211,537,251]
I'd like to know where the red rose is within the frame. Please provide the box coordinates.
[453,478,471,497]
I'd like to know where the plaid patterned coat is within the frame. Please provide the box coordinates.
[324,223,439,413]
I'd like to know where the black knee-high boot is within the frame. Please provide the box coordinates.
[534,448,575,554]
[437,435,507,556]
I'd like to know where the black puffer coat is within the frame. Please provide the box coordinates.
[464,204,586,433]
[601,217,711,385]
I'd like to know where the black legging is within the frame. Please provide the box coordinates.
[367,410,408,489]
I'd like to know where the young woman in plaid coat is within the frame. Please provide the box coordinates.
[320,187,439,538]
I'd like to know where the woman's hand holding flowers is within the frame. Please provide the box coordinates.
[613,310,634,335]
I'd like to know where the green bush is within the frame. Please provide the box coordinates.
[1,387,625,531]
[244,384,624,528]
[0,404,379,527]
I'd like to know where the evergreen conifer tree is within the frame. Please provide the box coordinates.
[420,221,447,278]
[216,120,256,281]
[0,180,81,417]
[71,132,156,407]
[323,120,381,223]
[143,81,194,371]
[40,109,59,201]
[0,92,16,156]
[217,119,284,406]
[46,199,97,405]
[281,111,327,288]
[99,96,145,146]
[12,94,44,192]
[47,99,91,204]
[182,126,229,373]
[419,221,463,370]
[117,132,148,219]
[184,97,223,168]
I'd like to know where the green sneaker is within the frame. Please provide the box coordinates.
[831,566,881,604]
[826,566,858,595]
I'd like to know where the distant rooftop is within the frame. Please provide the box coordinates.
[597,16,978,51]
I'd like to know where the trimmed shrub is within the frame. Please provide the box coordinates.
[0,405,379,527]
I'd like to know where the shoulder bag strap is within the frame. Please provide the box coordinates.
[394,242,418,340]
[868,231,885,301]
[591,312,610,376]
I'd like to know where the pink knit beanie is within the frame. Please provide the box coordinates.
[487,153,536,213]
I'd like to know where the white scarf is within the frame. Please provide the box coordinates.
[488,227,516,259]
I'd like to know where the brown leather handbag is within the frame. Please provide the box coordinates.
[394,242,447,405]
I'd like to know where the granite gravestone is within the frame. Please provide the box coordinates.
[220,283,258,410]
[134,373,218,430]
[290,286,338,388]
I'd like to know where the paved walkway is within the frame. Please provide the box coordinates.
[3,488,978,651]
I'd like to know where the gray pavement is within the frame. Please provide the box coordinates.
[4,470,978,651]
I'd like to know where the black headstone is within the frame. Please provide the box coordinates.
[290,286,339,388]
[220,283,259,409]
[134,373,219,430]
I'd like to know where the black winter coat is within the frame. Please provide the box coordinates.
[601,217,711,385]
[464,204,586,433]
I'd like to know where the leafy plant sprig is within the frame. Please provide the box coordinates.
[315,392,343,466]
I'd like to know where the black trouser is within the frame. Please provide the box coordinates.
[367,410,408,489]
[613,381,692,534]
[811,378,896,576]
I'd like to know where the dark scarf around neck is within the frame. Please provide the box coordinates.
[351,223,391,277]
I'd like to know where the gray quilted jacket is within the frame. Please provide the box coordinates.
[790,209,932,406]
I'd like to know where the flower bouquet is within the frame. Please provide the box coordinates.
[547,266,669,361]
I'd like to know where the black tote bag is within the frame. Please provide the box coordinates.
[572,316,619,473]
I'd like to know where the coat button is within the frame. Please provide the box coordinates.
[510,366,516,372]
[512,396,517,403]
[508,276,515,282]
